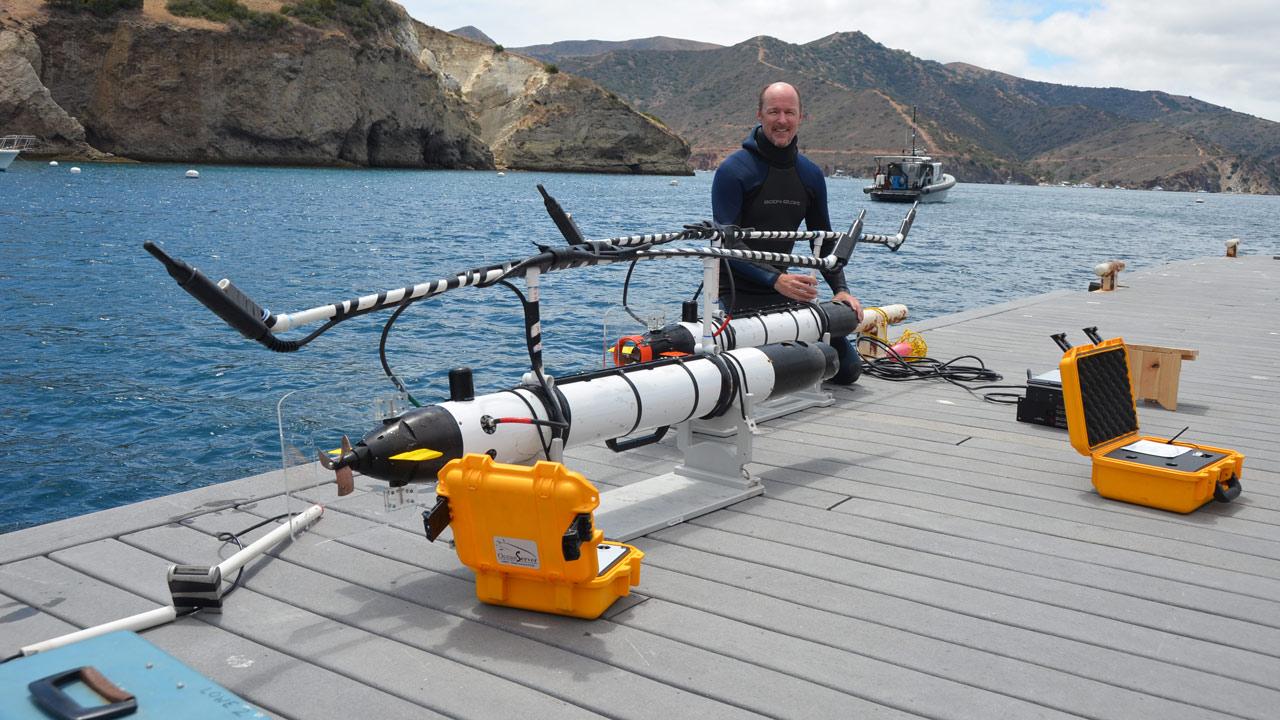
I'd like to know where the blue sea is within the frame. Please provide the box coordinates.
[2,161,1278,533]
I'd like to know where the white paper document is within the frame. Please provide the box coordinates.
[1120,439,1192,458]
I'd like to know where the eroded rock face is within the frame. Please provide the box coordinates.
[1,5,689,173]
[0,25,104,158]
[3,8,491,167]
[418,24,691,174]
[43,15,491,167]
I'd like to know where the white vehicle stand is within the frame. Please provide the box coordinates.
[596,393,763,542]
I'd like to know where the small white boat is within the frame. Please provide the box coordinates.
[863,109,954,203]
[864,153,956,203]
[0,135,36,171]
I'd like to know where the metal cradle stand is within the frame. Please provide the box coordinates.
[594,394,764,542]
[689,379,832,438]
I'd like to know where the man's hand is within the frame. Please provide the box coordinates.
[833,290,863,322]
[774,273,819,302]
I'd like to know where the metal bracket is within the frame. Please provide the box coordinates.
[690,381,833,437]
[383,485,422,511]
[594,393,764,542]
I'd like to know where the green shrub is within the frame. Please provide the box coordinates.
[544,63,559,74]
[166,0,287,32]
[48,0,142,16]
[493,44,504,53]
[281,0,401,37]
[243,10,288,33]
[167,0,251,22]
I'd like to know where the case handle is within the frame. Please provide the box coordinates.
[29,666,138,720]
[1214,476,1242,503]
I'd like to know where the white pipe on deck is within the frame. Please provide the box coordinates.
[18,504,324,657]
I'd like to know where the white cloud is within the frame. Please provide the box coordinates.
[398,0,1280,122]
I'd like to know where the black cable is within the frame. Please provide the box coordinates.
[494,280,569,452]
[722,258,737,312]
[215,513,291,599]
[378,296,424,407]
[620,258,646,324]
[857,335,1019,404]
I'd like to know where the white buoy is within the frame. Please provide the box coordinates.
[669,179,679,186]
[185,169,200,179]
[49,160,59,166]
[69,167,81,174]
[496,171,506,177]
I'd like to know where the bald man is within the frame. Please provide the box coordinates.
[711,82,863,384]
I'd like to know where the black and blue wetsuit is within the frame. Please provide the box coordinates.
[711,125,861,384]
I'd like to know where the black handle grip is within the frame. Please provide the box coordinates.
[29,666,138,720]
[536,184,586,245]
[143,242,270,342]
[1051,332,1072,352]
[561,513,593,561]
[834,212,863,263]
[1082,326,1104,344]
[423,496,452,542]
[1214,476,1242,503]
[606,425,670,452]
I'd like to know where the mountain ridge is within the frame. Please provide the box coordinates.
[513,35,720,63]
[559,30,1280,192]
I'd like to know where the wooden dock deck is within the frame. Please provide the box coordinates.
[3,255,1277,719]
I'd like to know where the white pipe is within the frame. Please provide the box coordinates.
[21,607,178,656]
[217,504,324,576]
[19,504,324,657]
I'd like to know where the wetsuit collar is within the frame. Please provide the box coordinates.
[745,124,798,168]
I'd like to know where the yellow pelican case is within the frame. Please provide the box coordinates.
[437,453,644,619]
[1058,337,1243,513]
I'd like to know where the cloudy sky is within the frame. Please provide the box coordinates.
[399,0,1280,123]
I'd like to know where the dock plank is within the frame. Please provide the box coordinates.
[50,537,592,720]
[3,255,1279,719]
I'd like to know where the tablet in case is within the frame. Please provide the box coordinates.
[1058,337,1244,513]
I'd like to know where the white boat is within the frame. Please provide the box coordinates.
[864,153,956,203]
[0,135,36,171]
[863,109,954,203]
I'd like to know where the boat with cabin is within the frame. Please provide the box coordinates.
[863,110,955,202]
[0,135,37,171]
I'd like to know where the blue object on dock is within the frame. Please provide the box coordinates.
[0,631,265,719]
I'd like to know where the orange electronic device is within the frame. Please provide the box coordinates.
[1058,332,1243,513]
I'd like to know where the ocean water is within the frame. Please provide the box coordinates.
[2,161,1278,533]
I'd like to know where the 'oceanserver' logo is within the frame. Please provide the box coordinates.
[762,199,803,206]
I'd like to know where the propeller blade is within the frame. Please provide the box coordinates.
[317,436,356,495]
[317,448,337,470]
[335,436,354,496]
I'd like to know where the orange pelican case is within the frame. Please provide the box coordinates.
[436,454,644,619]
[1058,337,1243,513]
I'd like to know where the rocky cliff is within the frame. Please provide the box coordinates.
[0,23,105,158]
[416,24,691,174]
[0,3,490,167]
[0,3,690,174]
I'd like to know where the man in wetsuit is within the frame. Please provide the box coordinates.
[711,81,863,384]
